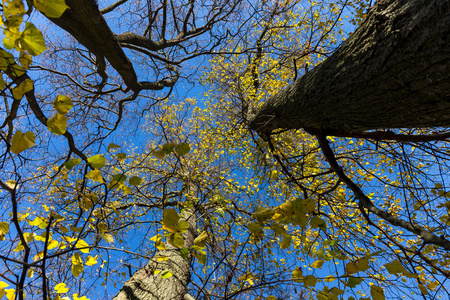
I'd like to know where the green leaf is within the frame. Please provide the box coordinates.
[160,269,173,278]
[128,176,142,186]
[248,222,263,236]
[303,275,317,287]
[280,234,292,249]
[192,250,206,265]
[12,78,33,99]
[107,143,120,152]
[0,49,15,71]
[10,130,35,154]
[18,52,32,69]
[153,149,166,159]
[176,220,190,233]
[162,142,175,154]
[47,113,67,135]
[174,142,190,156]
[87,154,106,169]
[116,153,126,160]
[310,217,326,230]
[194,231,208,247]
[370,285,385,300]
[180,247,189,259]
[347,276,362,288]
[253,207,275,223]
[71,263,83,277]
[63,158,81,170]
[169,233,184,248]
[53,95,72,114]
[162,209,180,232]
[112,174,127,183]
[19,22,46,55]
[33,0,69,18]
[85,170,103,183]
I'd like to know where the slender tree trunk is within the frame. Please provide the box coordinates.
[248,0,450,134]
[112,184,197,300]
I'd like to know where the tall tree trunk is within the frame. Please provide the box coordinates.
[112,184,197,300]
[248,0,450,135]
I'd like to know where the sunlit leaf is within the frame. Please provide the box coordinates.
[10,130,35,154]
[0,222,10,241]
[101,233,114,243]
[75,239,89,253]
[85,170,103,183]
[312,259,324,269]
[19,22,46,55]
[160,269,173,278]
[47,113,67,135]
[85,255,98,266]
[54,283,68,294]
[193,231,208,247]
[169,233,184,248]
[303,275,317,287]
[107,143,120,152]
[53,95,73,114]
[33,0,69,18]
[12,78,33,99]
[87,154,106,169]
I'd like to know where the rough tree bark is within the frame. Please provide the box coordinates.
[248,0,450,135]
[112,181,197,300]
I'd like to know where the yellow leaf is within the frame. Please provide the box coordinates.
[73,293,90,300]
[193,231,208,247]
[312,259,324,269]
[85,255,98,266]
[33,0,69,18]
[0,222,9,241]
[54,283,69,294]
[169,233,184,248]
[101,233,114,243]
[5,289,15,300]
[160,269,173,278]
[85,170,103,183]
[19,22,46,55]
[27,267,34,278]
[10,130,35,154]
[53,95,73,114]
[267,296,277,300]
[47,113,67,135]
[418,283,428,295]
[75,239,89,253]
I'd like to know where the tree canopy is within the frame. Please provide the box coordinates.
[0,0,449,300]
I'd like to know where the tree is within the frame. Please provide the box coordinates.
[248,0,450,134]
[2,0,448,299]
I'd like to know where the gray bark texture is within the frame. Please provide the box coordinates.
[112,207,196,300]
[248,0,450,134]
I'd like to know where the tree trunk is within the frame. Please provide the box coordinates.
[112,182,197,300]
[248,0,450,135]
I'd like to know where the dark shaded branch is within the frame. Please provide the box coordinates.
[316,133,450,251]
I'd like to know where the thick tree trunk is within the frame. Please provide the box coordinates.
[248,0,450,135]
